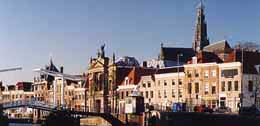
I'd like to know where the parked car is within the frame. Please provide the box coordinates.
[239,106,260,116]
[216,106,231,113]
[193,105,203,112]
[203,106,214,113]
[193,105,213,113]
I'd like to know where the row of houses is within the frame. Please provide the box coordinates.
[0,1,259,119]
[86,42,260,114]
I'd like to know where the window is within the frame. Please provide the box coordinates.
[179,79,182,85]
[221,81,225,91]
[142,82,146,88]
[147,81,151,88]
[248,81,253,92]
[150,91,153,98]
[164,90,167,98]
[79,95,82,100]
[204,70,209,78]
[188,83,192,94]
[221,69,238,78]
[205,83,209,95]
[109,80,112,90]
[212,86,216,94]
[228,81,232,91]
[211,70,216,77]
[179,89,183,98]
[157,80,160,86]
[172,89,175,98]
[140,92,143,96]
[195,70,199,77]
[195,83,199,93]
[172,80,175,85]
[126,91,129,97]
[158,91,161,98]
[121,92,124,99]
[187,71,192,77]
[164,80,167,86]
[234,81,239,91]
[145,91,149,98]
[125,77,129,85]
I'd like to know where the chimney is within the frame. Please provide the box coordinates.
[143,61,147,67]
[192,56,198,64]
[60,66,64,73]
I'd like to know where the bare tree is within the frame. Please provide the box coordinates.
[234,41,260,52]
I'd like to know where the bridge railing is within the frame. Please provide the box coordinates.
[1,99,56,110]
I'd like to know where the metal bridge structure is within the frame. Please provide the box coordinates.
[1,99,56,111]
[0,99,124,126]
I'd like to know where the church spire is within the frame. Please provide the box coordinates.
[193,0,209,52]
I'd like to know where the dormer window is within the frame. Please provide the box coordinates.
[125,77,130,85]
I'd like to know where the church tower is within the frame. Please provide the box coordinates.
[193,0,209,52]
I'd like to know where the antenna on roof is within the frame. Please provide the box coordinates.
[199,0,203,8]
[161,42,164,48]
[49,52,53,63]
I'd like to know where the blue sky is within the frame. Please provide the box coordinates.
[0,0,259,85]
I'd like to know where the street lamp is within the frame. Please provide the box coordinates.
[177,53,183,103]
[240,48,244,108]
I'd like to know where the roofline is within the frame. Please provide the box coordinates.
[204,40,227,49]
[162,47,193,49]
[184,62,218,67]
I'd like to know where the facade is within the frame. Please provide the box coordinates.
[184,62,219,110]
[116,67,155,113]
[218,62,242,112]
[48,77,86,110]
[138,67,185,111]
[1,82,34,118]
[87,45,110,113]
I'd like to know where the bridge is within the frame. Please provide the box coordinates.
[0,99,124,126]
[1,99,56,111]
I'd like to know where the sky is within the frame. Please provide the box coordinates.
[0,0,259,85]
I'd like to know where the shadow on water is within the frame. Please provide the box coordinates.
[8,123,41,126]
[43,110,80,126]
[0,105,8,126]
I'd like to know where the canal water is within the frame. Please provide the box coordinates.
[8,123,41,126]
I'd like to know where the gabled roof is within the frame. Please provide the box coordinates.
[117,66,187,86]
[160,47,195,62]
[41,59,60,84]
[118,67,157,86]
[115,56,139,67]
[234,50,260,74]
[45,59,59,72]
[203,40,232,53]
[156,67,184,74]
[203,40,232,52]
[196,51,223,63]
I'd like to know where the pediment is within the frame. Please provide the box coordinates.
[89,60,105,69]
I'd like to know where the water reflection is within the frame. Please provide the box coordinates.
[8,123,41,126]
